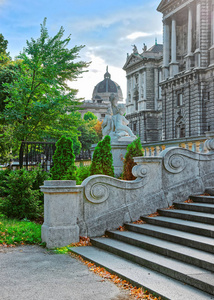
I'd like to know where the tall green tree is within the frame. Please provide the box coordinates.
[0,33,10,64]
[50,136,77,180]
[0,34,8,54]
[0,18,89,163]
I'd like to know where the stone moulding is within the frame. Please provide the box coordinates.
[41,144,214,248]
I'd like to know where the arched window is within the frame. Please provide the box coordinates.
[175,116,186,138]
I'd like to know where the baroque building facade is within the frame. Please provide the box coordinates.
[124,0,214,142]
[123,43,163,142]
[158,0,214,140]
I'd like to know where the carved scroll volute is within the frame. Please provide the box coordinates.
[85,181,110,204]
[132,165,149,178]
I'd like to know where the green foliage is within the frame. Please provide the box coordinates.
[0,215,41,245]
[0,169,41,220]
[0,19,89,161]
[76,165,91,184]
[0,61,18,112]
[78,122,99,151]
[50,136,77,180]
[31,165,50,202]
[90,135,114,177]
[0,168,11,197]
[83,111,97,122]
[0,34,8,55]
[43,113,81,156]
[122,137,144,180]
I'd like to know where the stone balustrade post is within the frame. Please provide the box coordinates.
[41,180,82,248]
[205,131,214,153]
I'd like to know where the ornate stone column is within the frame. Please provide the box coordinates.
[142,70,147,109]
[194,2,201,68]
[138,71,142,110]
[163,20,170,79]
[185,5,194,70]
[209,1,214,65]
[169,17,179,77]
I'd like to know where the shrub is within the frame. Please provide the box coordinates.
[0,168,11,197]
[122,137,144,180]
[50,135,77,180]
[76,165,91,184]
[0,168,40,220]
[90,135,114,177]
[31,164,50,205]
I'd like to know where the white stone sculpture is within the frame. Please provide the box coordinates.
[102,93,136,141]
[102,107,113,137]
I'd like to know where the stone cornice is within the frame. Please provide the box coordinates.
[158,0,195,20]
[159,67,207,88]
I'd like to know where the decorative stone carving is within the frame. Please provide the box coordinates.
[132,164,149,178]
[85,182,110,204]
[101,93,136,142]
[205,131,214,152]
[41,145,214,247]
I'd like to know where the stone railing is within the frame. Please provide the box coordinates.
[142,135,207,156]
[41,132,214,248]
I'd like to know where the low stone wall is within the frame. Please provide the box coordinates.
[41,140,214,248]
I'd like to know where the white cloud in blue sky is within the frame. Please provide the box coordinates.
[0,0,163,100]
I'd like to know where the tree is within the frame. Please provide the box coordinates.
[122,137,143,180]
[90,135,114,177]
[42,113,82,156]
[0,18,89,163]
[94,119,103,140]
[0,34,8,55]
[0,33,10,64]
[83,111,97,122]
[50,136,77,180]
[78,122,99,151]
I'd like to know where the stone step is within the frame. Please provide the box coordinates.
[89,237,214,296]
[125,223,214,254]
[70,246,213,300]
[205,188,214,196]
[141,216,214,238]
[106,230,214,272]
[190,195,214,204]
[174,202,214,213]
[157,208,214,225]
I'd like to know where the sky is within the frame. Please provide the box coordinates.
[0,0,163,101]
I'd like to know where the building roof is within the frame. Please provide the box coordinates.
[92,66,123,102]
[146,44,163,53]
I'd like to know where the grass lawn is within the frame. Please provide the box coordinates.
[0,215,42,246]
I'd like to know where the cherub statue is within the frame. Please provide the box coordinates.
[113,104,136,138]
[102,107,113,137]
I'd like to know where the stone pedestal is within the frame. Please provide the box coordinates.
[40,180,82,248]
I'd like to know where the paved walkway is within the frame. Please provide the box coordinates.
[0,245,131,300]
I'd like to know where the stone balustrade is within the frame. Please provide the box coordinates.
[41,132,214,248]
[142,135,207,157]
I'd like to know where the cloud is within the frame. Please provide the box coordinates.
[71,53,127,101]
[125,32,152,40]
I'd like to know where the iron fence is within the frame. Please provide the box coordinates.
[19,141,91,171]
[19,141,56,171]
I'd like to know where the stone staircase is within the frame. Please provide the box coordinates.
[70,192,214,300]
